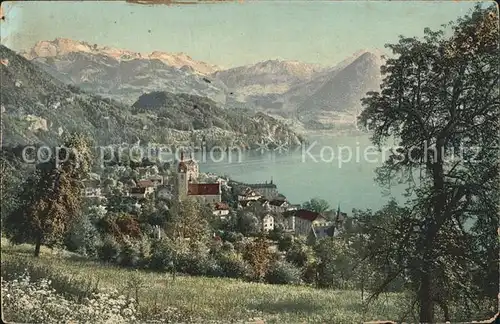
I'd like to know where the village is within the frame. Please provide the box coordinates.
[82,151,347,242]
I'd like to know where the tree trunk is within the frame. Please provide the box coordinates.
[34,235,42,257]
[436,298,450,322]
[418,262,435,323]
[418,142,446,323]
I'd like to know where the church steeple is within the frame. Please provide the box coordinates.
[177,150,188,200]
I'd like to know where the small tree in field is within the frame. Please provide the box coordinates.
[165,198,210,243]
[244,236,273,281]
[5,133,93,256]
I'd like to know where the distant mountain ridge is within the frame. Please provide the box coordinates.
[1,45,304,148]
[20,38,386,130]
[242,51,385,128]
[21,38,227,106]
[297,52,383,115]
[21,38,220,75]
[31,50,228,105]
[212,59,325,96]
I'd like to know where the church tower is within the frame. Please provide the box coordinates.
[177,151,188,200]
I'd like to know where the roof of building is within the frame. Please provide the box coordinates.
[289,209,324,222]
[188,183,221,196]
[269,199,287,207]
[130,187,147,194]
[214,202,229,210]
[247,183,277,189]
[263,214,274,220]
[137,180,155,188]
[239,188,261,197]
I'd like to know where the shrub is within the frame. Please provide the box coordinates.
[222,231,241,243]
[286,242,314,268]
[98,213,142,240]
[221,241,235,253]
[64,213,102,257]
[302,262,318,284]
[204,258,224,278]
[97,235,121,263]
[1,256,99,302]
[149,239,174,271]
[1,272,137,323]
[277,234,294,252]
[176,253,207,276]
[268,227,285,241]
[149,238,189,272]
[217,252,251,279]
[265,261,302,285]
[137,236,152,264]
[177,254,223,277]
[115,213,142,239]
[118,239,142,267]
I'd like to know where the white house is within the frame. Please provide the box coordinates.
[213,202,230,219]
[82,179,103,198]
[262,214,275,232]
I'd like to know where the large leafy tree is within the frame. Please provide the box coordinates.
[5,133,93,256]
[165,198,210,243]
[302,198,331,214]
[358,5,498,322]
[0,152,26,223]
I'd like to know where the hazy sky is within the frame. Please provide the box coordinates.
[1,1,483,68]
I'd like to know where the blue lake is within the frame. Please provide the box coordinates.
[194,134,409,213]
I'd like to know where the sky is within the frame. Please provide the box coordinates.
[0,1,486,68]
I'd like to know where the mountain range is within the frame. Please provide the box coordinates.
[17,38,386,130]
[1,44,304,149]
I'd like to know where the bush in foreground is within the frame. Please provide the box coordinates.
[1,272,137,323]
[265,261,302,285]
[97,235,121,263]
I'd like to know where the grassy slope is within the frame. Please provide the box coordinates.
[0,239,403,323]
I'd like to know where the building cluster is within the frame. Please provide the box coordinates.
[82,153,228,216]
[234,181,345,239]
[83,152,346,239]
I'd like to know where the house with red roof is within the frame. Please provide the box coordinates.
[130,179,155,199]
[284,209,329,236]
[177,152,221,203]
[213,202,230,219]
